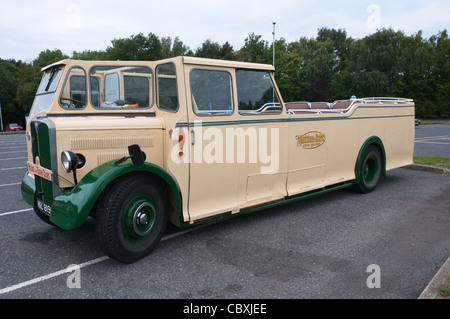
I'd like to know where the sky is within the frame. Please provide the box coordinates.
[0,0,449,62]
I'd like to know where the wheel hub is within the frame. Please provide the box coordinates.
[363,156,378,184]
[137,211,149,225]
[132,203,155,237]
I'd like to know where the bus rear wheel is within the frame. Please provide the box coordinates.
[95,174,168,263]
[353,145,382,194]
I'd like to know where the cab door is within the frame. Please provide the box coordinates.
[233,69,287,208]
[185,65,240,221]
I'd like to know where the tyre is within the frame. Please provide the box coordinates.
[95,174,168,263]
[353,145,382,194]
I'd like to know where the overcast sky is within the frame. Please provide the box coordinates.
[1,0,449,62]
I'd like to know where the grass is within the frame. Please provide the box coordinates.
[437,274,450,298]
[0,131,25,135]
[413,155,450,169]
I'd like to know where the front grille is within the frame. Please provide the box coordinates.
[30,120,55,205]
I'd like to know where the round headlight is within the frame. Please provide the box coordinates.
[61,151,79,173]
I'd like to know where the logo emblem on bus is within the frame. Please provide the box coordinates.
[296,131,326,149]
[34,121,40,133]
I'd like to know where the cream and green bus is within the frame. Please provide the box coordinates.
[21,56,415,263]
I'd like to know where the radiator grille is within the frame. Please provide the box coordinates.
[71,136,153,150]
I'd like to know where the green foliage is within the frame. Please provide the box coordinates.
[237,33,271,64]
[1,28,449,127]
[413,155,450,169]
[106,32,163,61]
[0,59,19,125]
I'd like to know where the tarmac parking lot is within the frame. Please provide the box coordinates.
[414,124,450,158]
[0,126,449,301]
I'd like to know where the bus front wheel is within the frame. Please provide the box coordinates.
[95,174,168,263]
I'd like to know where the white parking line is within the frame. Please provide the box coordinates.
[0,167,26,171]
[0,146,27,150]
[414,141,450,145]
[0,220,214,295]
[0,256,110,295]
[0,157,28,161]
[0,208,33,217]
[1,151,28,154]
[0,182,21,187]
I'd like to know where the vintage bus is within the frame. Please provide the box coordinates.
[21,57,415,263]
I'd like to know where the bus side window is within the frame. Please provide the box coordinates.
[236,70,282,115]
[190,69,233,116]
[156,63,179,112]
[90,77,100,107]
[90,66,153,108]
[105,73,120,102]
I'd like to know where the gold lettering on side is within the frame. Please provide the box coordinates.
[296,131,326,149]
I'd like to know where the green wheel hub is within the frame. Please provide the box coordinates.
[363,155,378,185]
[122,194,156,243]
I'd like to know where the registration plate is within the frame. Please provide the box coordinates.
[37,199,51,216]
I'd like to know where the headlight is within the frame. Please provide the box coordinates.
[61,151,79,173]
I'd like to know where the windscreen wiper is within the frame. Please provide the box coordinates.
[44,68,57,92]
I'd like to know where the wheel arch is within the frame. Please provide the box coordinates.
[51,161,183,230]
[102,169,183,228]
[354,136,386,185]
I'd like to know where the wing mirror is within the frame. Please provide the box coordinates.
[115,144,145,166]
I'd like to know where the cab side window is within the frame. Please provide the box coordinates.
[124,75,150,107]
[156,63,179,112]
[190,69,233,116]
[90,77,100,107]
[60,66,87,109]
[90,66,153,108]
[105,73,120,102]
[236,70,281,115]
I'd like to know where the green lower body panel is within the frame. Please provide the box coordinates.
[21,172,36,207]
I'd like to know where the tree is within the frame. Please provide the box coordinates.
[428,30,450,118]
[237,33,270,64]
[33,49,68,69]
[270,38,303,102]
[195,39,221,58]
[218,41,235,60]
[195,39,235,60]
[106,33,163,61]
[289,34,340,101]
[72,50,108,60]
[15,49,69,119]
[172,36,192,57]
[0,59,19,125]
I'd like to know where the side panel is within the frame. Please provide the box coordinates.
[287,118,357,196]
[51,116,165,188]
[286,102,414,196]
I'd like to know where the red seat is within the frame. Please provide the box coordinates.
[286,102,310,110]
[331,101,351,109]
[310,102,330,109]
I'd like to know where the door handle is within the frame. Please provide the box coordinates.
[191,129,196,145]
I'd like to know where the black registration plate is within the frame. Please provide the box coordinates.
[37,199,51,216]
